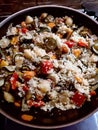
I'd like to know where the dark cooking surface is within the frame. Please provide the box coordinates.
[0,0,98,130]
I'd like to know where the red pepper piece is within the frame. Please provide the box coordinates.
[41,61,53,74]
[64,40,74,48]
[27,100,44,107]
[78,40,88,47]
[23,85,29,92]
[72,91,86,107]
[10,72,18,90]
[21,28,28,33]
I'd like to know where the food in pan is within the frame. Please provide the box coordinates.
[0,13,98,121]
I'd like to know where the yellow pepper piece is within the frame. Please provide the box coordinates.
[75,75,82,84]
[23,71,36,80]
[72,49,81,58]
[0,60,8,68]
[11,36,18,45]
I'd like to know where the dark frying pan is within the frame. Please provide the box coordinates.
[0,5,98,129]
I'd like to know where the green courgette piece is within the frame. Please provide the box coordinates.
[90,75,98,90]
[0,78,5,87]
[4,91,14,103]
[42,55,50,60]
[39,27,51,33]
[44,37,57,50]
[4,66,16,72]
[14,53,23,62]
[91,40,98,55]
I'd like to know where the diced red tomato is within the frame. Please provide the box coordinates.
[41,61,53,74]
[90,90,96,96]
[21,28,28,33]
[72,91,86,107]
[78,40,88,48]
[23,85,29,92]
[10,72,18,90]
[27,100,44,107]
[64,40,74,48]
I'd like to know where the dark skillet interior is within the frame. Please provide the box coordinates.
[0,5,98,129]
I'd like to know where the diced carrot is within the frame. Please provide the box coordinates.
[75,75,82,84]
[90,90,96,96]
[72,49,81,58]
[21,114,33,121]
[47,22,55,28]
[50,54,56,60]
[14,102,20,107]
[21,21,26,27]
[23,71,36,80]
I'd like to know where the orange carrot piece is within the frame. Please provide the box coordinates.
[75,75,82,84]
[21,21,26,27]
[21,114,33,121]
[14,102,20,107]
[50,54,56,60]
[72,49,81,58]
[23,71,36,80]
[47,22,55,28]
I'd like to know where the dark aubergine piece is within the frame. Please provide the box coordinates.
[52,26,59,33]
[20,38,32,44]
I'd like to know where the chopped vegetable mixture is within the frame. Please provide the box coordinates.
[0,13,98,121]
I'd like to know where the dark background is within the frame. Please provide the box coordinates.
[0,0,98,21]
